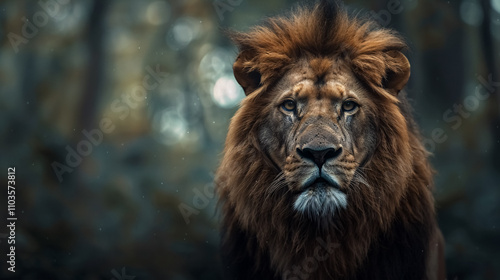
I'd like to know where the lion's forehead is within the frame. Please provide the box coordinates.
[289,79,350,101]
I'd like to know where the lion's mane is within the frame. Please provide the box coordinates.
[215,1,442,279]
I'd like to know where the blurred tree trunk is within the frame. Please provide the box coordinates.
[480,0,500,169]
[77,0,110,133]
[21,3,38,135]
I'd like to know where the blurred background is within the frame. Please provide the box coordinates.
[0,0,498,279]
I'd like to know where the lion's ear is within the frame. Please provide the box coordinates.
[233,52,262,95]
[382,50,410,94]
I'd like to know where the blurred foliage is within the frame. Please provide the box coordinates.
[0,0,499,279]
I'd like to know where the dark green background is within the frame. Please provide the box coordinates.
[0,0,499,279]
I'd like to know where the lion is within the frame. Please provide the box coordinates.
[215,1,446,279]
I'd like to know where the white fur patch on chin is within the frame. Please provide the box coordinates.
[293,187,347,221]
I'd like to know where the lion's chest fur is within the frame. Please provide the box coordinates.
[220,209,433,280]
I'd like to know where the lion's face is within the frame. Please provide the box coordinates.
[255,58,377,222]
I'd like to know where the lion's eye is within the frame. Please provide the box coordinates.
[342,101,358,112]
[281,100,296,112]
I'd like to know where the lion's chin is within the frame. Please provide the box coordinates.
[293,181,347,222]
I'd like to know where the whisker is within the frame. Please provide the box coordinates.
[353,168,371,188]
[349,168,379,205]
[265,172,288,201]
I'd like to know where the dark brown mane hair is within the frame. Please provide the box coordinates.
[229,0,409,101]
[216,1,444,279]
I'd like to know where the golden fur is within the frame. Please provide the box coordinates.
[216,1,445,279]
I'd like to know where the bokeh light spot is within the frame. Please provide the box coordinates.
[492,0,500,13]
[167,17,201,49]
[153,110,187,145]
[146,1,170,25]
[211,76,244,108]
[460,0,484,26]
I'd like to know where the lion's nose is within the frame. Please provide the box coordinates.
[297,146,342,168]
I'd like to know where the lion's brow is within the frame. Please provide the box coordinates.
[319,81,347,100]
[293,81,347,101]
